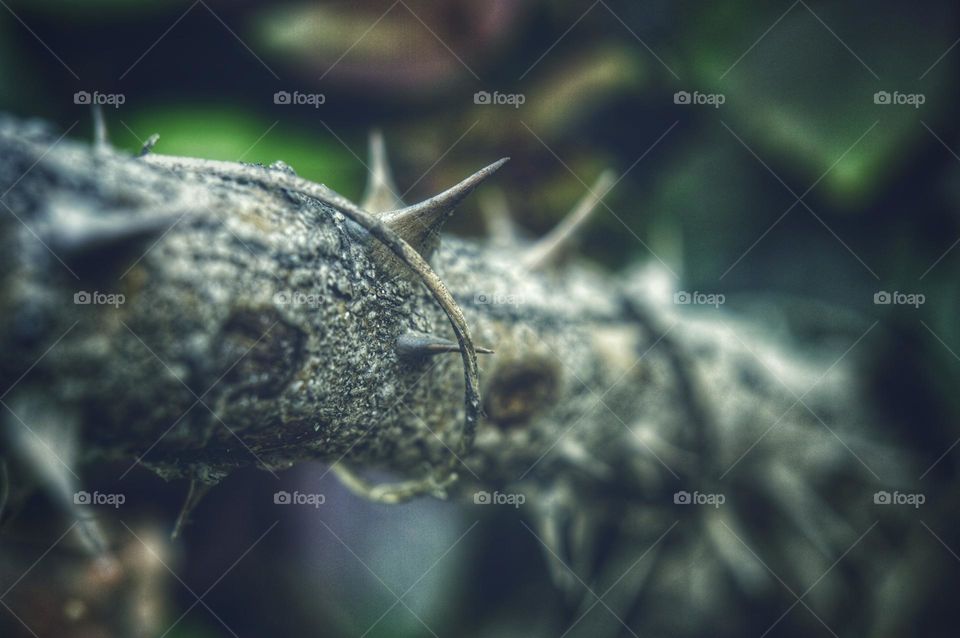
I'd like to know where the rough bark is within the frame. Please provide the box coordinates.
[0,115,921,636]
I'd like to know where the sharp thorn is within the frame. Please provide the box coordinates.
[396,331,494,358]
[138,133,160,157]
[92,104,108,152]
[44,199,184,255]
[171,479,213,540]
[521,169,616,271]
[4,400,109,556]
[361,129,404,214]
[478,187,520,245]
[380,157,509,259]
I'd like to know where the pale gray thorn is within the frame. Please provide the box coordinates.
[361,129,404,214]
[478,187,519,245]
[171,479,213,540]
[43,198,185,255]
[534,496,579,595]
[4,398,109,556]
[380,157,509,259]
[137,133,160,157]
[396,331,493,359]
[704,509,769,594]
[92,104,108,152]
[765,461,854,556]
[521,169,616,271]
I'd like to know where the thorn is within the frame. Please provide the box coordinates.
[137,133,160,157]
[704,509,769,593]
[532,486,580,597]
[765,462,853,557]
[92,104,108,152]
[380,157,509,260]
[396,331,493,358]
[478,187,519,245]
[44,198,183,255]
[3,399,109,556]
[361,129,404,214]
[521,169,616,271]
[171,480,213,540]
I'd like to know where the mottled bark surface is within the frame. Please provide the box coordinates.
[0,116,921,636]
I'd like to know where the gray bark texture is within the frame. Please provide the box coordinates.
[0,115,924,636]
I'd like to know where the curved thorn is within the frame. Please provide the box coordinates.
[397,331,494,358]
[143,153,484,504]
[361,129,404,214]
[381,157,510,259]
[521,169,616,271]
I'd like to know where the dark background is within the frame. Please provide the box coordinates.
[1,1,959,636]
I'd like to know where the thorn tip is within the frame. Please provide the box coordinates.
[381,158,509,259]
[397,331,493,358]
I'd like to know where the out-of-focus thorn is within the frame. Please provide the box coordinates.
[521,169,616,271]
[478,187,519,245]
[43,198,183,255]
[92,104,108,152]
[171,480,213,540]
[138,133,160,157]
[361,129,404,214]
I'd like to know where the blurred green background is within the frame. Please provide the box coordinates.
[1,0,959,636]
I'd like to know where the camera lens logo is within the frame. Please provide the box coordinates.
[873,91,891,105]
[274,91,291,105]
[874,490,925,508]
[673,291,691,304]
[274,490,292,505]
[673,490,724,507]
[73,290,125,307]
[73,490,125,508]
[673,91,691,105]
[873,290,924,307]
[73,90,125,108]
[474,91,492,105]
[474,490,491,504]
